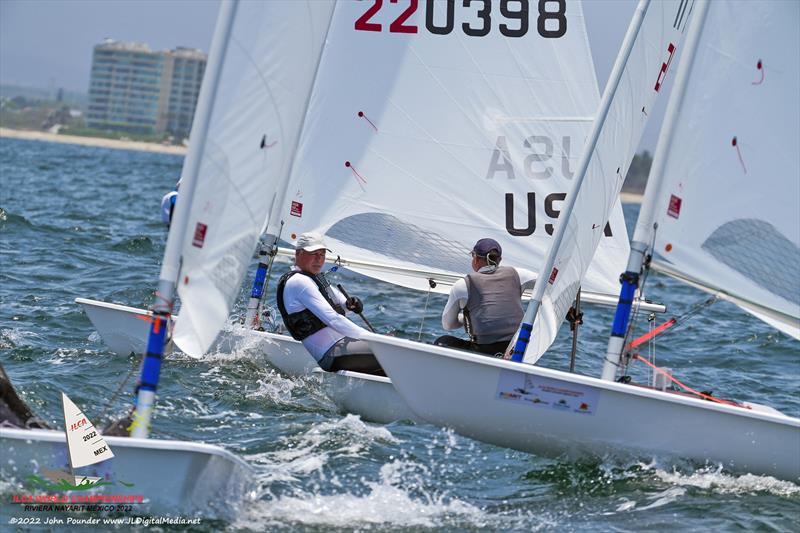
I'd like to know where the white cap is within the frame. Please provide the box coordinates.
[296,231,329,252]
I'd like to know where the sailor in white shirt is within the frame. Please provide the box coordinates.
[438,238,536,356]
[276,232,383,375]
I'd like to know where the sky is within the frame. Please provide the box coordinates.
[0,0,665,150]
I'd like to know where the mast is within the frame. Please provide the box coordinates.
[511,0,653,362]
[130,0,239,438]
[601,0,711,381]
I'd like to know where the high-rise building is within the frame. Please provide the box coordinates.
[163,47,206,139]
[86,40,206,139]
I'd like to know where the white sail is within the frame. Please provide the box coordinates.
[173,1,337,357]
[62,393,114,469]
[524,0,694,360]
[274,1,629,296]
[646,0,800,339]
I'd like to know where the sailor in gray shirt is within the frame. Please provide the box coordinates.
[436,238,536,357]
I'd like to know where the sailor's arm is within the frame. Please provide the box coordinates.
[299,284,370,339]
[441,279,468,330]
[330,285,347,307]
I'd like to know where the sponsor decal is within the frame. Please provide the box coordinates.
[548,267,558,284]
[496,370,600,415]
[290,201,303,218]
[667,194,682,219]
[192,222,208,248]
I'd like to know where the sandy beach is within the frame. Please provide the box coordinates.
[0,126,646,203]
[0,127,187,156]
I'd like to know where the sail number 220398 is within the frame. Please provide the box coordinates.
[355,0,567,38]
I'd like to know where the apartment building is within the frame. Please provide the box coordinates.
[86,40,206,138]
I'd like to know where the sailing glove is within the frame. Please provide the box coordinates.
[346,296,363,314]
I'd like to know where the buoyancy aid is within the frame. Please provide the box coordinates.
[464,266,524,344]
[276,270,345,341]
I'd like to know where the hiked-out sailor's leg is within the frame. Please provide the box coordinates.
[319,339,385,376]
[433,335,473,350]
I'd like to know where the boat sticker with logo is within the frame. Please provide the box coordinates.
[496,370,599,415]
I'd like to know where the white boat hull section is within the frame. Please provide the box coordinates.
[76,298,155,357]
[366,334,800,482]
[76,298,424,424]
[0,427,253,518]
[75,298,316,375]
[316,369,422,424]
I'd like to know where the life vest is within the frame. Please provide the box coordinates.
[464,266,524,344]
[276,270,345,341]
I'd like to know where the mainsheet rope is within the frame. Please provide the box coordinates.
[631,354,749,409]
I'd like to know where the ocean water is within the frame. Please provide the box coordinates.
[1,137,798,531]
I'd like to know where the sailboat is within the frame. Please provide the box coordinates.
[76,0,675,399]
[363,0,800,481]
[40,393,114,487]
[1,0,257,517]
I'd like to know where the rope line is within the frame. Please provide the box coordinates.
[97,354,141,425]
[417,278,435,341]
[632,354,749,409]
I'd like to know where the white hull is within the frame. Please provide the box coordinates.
[1,427,253,518]
[77,298,417,423]
[76,298,316,376]
[316,369,422,424]
[365,334,800,482]
[76,298,156,357]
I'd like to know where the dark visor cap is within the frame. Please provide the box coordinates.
[472,238,502,258]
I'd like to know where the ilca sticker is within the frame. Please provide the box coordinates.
[290,201,303,217]
[667,194,682,219]
[192,222,208,248]
[496,370,599,415]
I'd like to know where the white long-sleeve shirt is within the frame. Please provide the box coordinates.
[441,266,537,331]
[281,268,370,360]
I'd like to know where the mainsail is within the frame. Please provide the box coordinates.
[273,1,629,296]
[646,0,800,339]
[521,0,695,361]
[172,1,337,356]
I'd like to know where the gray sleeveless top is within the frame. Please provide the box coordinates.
[464,266,524,344]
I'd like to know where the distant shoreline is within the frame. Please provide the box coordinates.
[0,127,647,203]
[0,127,187,156]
